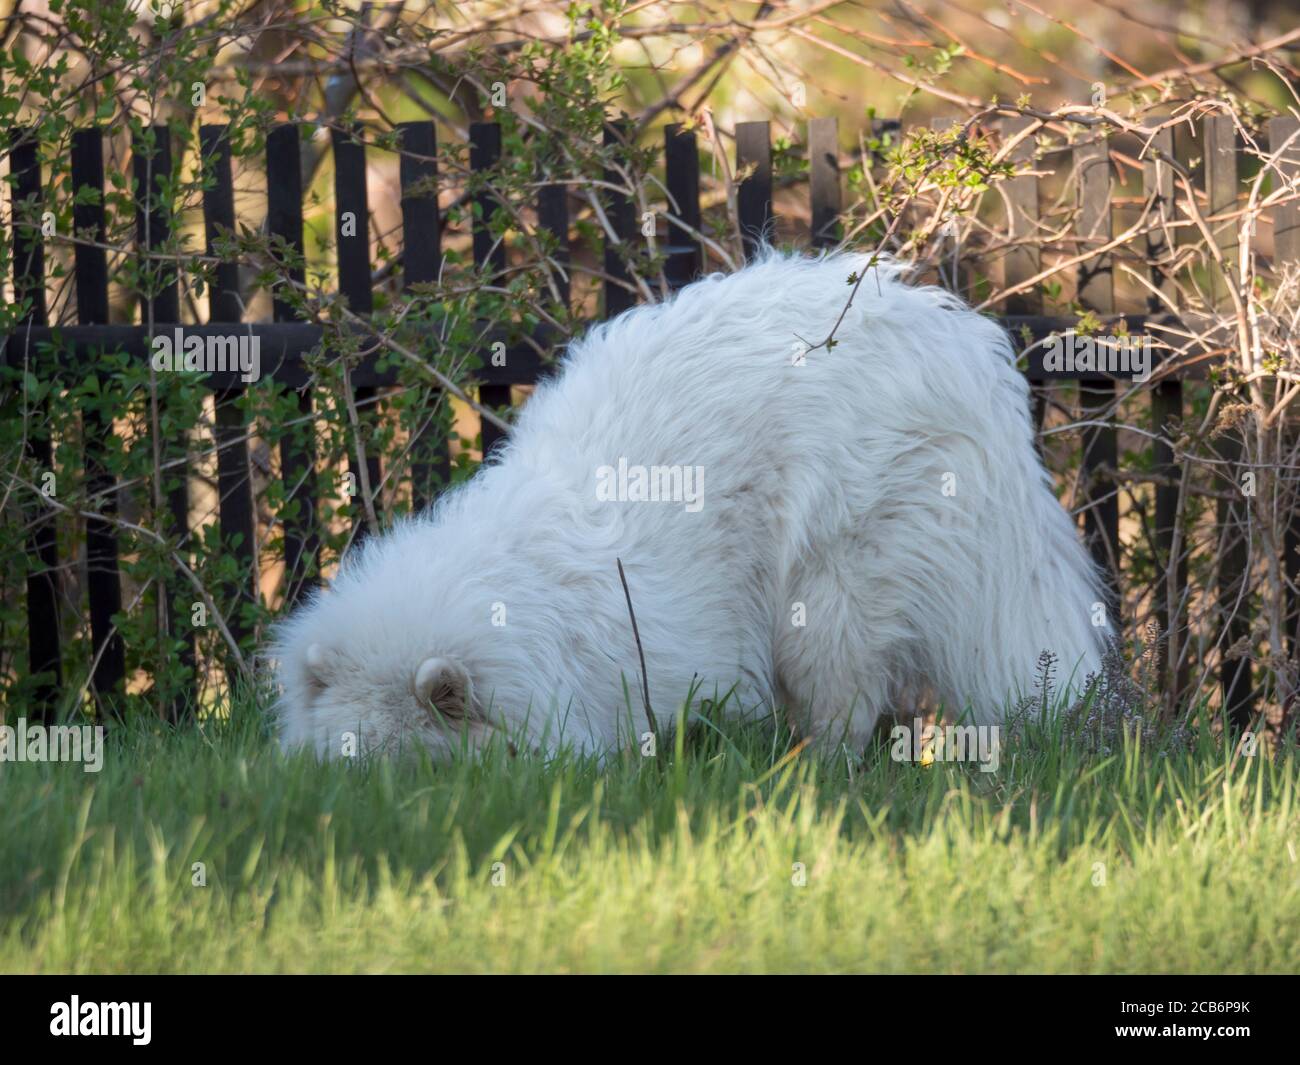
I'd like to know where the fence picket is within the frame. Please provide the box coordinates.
[1269,117,1300,659]
[1204,115,1254,729]
[398,120,450,511]
[470,121,512,458]
[72,128,126,710]
[9,128,62,719]
[266,123,318,604]
[602,120,636,319]
[1002,116,1041,316]
[1144,122,1187,700]
[536,171,571,306]
[1002,115,1045,437]
[133,125,195,720]
[200,125,257,671]
[663,123,701,288]
[1075,135,1121,614]
[808,117,840,250]
[735,121,772,261]
[332,125,383,541]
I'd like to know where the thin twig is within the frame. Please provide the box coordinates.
[616,557,656,741]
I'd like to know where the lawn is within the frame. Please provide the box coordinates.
[1,696,1297,974]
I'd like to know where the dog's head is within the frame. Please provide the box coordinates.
[269,517,534,761]
[276,633,504,759]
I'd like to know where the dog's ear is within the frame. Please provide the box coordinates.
[414,657,474,721]
[303,642,335,695]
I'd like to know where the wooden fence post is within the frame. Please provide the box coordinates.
[201,124,256,673]
[332,125,382,542]
[470,121,512,458]
[1001,115,1045,436]
[931,117,968,294]
[1143,122,1188,701]
[1075,134,1121,614]
[133,125,195,721]
[8,128,62,719]
[398,120,450,511]
[71,127,126,712]
[1204,114,1254,730]
[266,123,318,604]
[808,117,840,250]
[536,165,571,307]
[663,123,701,288]
[601,120,636,318]
[735,121,772,261]
[1268,117,1300,658]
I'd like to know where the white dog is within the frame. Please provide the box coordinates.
[273,251,1109,759]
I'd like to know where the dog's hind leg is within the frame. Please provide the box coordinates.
[773,527,923,754]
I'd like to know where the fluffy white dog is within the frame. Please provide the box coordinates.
[273,251,1110,759]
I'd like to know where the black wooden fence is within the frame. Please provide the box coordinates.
[4,112,1299,727]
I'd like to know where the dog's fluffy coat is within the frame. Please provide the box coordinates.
[273,251,1110,759]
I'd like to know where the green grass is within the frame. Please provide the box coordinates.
[1,696,1297,974]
